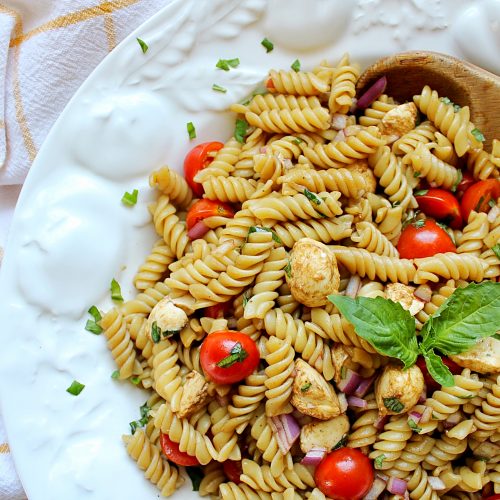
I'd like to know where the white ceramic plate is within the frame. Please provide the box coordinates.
[0,1,498,498]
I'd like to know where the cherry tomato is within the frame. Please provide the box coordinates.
[483,495,500,500]
[397,219,456,259]
[223,460,242,484]
[416,356,462,393]
[315,448,374,500]
[460,179,500,222]
[205,301,232,319]
[160,432,200,466]
[186,199,235,231]
[184,141,224,197]
[455,171,475,199]
[265,77,275,90]
[415,188,462,229]
[200,330,260,385]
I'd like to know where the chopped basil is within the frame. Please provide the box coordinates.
[451,170,462,193]
[457,393,474,399]
[242,291,250,308]
[66,380,85,396]
[122,189,138,206]
[163,329,180,338]
[129,376,141,385]
[186,466,204,491]
[413,171,421,178]
[303,188,321,205]
[492,244,500,260]
[291,59,301,72]
[300,382,311,392]
[453,104,461,112]
[129,401,150,434]
[187,121,196,140]
[151,321,161,343]
[248,226,282,244]
[407,418,422,433]
[412,219,425,229]
[292,138,303,145]
[471,128,485,142]
[489,199,496,208]
[383,397,404,413]
[110,278,123,302]
[414,189,429,196]
[85,305,103,334]
[234,118,249,144]
[331,434,348,451]
[216,58,240,71]
[441,97,452,105]
[374,454,386,469]
[475,195,485,212]
[340,365,347,380]
[283,260,292,278]
[136,38,148,53]
[111,370,120,380]
[261,38,274,52]
[392,200,401,207]
[212,83,227,93]
[129,420,139,434]
[216,342,248,368]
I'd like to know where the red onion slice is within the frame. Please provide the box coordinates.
[337,369,363,395]
[356,76,387,110]
[408,411,422,423]
[187,220,210,240]
[300,447,327,466]
[347,396,367,409]
[387,477,408,495]
[364,477,387,500]
[353,375,376,398]
[418,390,427,404]
[270,414,300,454]
[374,414,389,430]
[443,412,462,429]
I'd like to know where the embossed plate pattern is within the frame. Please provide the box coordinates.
[0,0,498,498]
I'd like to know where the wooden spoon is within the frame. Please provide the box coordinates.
[357,51,500,148]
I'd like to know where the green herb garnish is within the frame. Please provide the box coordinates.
[187,121,196,140]
[186,466,204,491]
[216,58,240,71]
[122,189,138,206]
[129,401,151,434]
[329,281,500,387]
[412,219,425,229]
[492,244,500,260]
[248,226,282,244]
[136,38,148,53]
[441,97,452,105]
[216,342,248,368]
[151,321,161,343]
[332,434,348,451]
[111,370,120,380]
[451,170,462,193]
[110,278,123,302]
[234,118,249,144]
[303,188,321,205]
[413,171,421,178]
[301,382,311,392]
[407,418,422,433]
[212,83,227,93]
[374,454,386,469]
[242,292,250,308]
[129,376,141,385]
[261,38,274,52]
[66,380,85,396]
[292,138,303,145]
[384,397,404,413]
[283,260,292,278]
[488,199,496,208]
[85,305,103,334]
[291,59,301,72]
[414,189,429,196]
[471,128,485,143]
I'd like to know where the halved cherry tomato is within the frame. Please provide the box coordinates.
[265,77,275,90]
[200,330,260,385]
[315,448,374,500]
[455,171,475,199]
[184,141,224,197]
[223,460,242,484]
[460,179,500,222]
[205,301,232,319]
[415,188,462,229]
[186,199,235,231]
[397,219,456,259]
[160,432,200,466]
[416,356,462,393]
[483,495,500,500]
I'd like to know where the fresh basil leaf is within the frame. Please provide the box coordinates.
[374,454,385,469]
[110,278,123,302]
[234,118,249,144]
[136,38,148,53]
[216,342,248,368]
[248,226,282,244]
[413,171,421,178]
[66,380,85,396]
[85,319,103,335]
[471,128,485,142]
[407,418,422,433]
[301,382,311,392]
[151,321,161,343]
[328,295,419,368]
[186,466,204,491]
[242,291,250,308]
[383,397,404,413]
[261,38,274,52]
[216,58,240,71]
[421,348,454,387]
[492,244,500,260]
[129,376,141,385]
[292,137,303,145]
[493,333,500,341]
[420,282,500,355]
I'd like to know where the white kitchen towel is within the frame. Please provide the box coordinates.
[0,0,172,186]
[0,2,172,497]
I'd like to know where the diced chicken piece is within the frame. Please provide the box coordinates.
[346,161,377,194]
[379,102,418,140]
[287,238,340,307]
[385,283,425,316]
[146,296,188,342]
[331,344,358,384]
[449,337,500,375]
[176,371,210,419]
[375,364,424,416]
[291,358,342,420]
[300,415,350,453]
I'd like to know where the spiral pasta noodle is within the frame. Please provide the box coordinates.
[267,69,329,96]
[328,53,360,114]
[149,166,194,209]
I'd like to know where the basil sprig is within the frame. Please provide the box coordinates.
[329,281,500,387]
